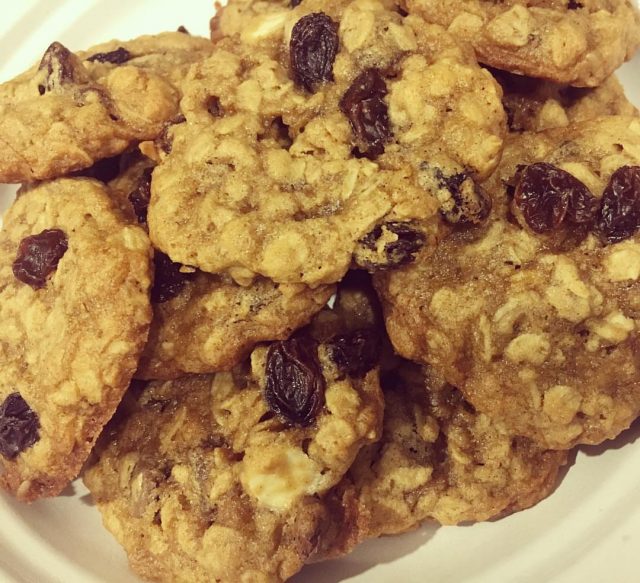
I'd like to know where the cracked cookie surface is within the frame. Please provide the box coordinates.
[376,116,640,449]
[84,298,384,583]
[0,178,152,500]
[150,0,505,286]
[404,0,640,87]
[0,32,212,183]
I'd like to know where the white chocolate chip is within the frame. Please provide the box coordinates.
[240,447,321,511]
[241,11,288,43]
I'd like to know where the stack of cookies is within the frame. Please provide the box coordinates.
[0,0,639,581]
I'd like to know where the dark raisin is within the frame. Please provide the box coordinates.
[264,336,326,427]
[340,69,392,159]
[38,42,86,93]
[513,163,596,233]
[0,393,40,460]
[158,114,186,154]
[596,166,640,243]
[13,229,68,290]
[151,252,195,303]
[356,221,425,270]
[177,25,190,34]
[326,329,380,378]
[568,0,583,8]
[74,154,122,183]
[129,167,154,225]
[430,430,448,467]
[290,0,303,6]
[290,13,339,93]
[433,169,492,226]
[207,96,223,117]
[566,181,601,226]
[86,47,132,65]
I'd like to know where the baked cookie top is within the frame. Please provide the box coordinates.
[492,70,638,133]
[84,302,384,582]
[107,153,334,380]
[404,0,640,87]
[0,32,212,183]
[150,0,505,286]
[376,116,640,449]
[0,178,152,501]
[321,363,566,557]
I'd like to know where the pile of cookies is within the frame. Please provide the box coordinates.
[0,0,639,581]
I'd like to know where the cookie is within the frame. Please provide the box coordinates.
[404,0,640,87]
[320,362,567,557]
[0,178,152,501]
[376,116,640,449]
[0,32,212,183]
[492,70,638,132]
[150,0,505,286]
[84,304,384,582]
[107,153,334,380]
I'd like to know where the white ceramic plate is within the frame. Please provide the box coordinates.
[0,2,639,582]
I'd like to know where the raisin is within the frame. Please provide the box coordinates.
[13,229,68,290]
[435,170,492,226]
[177,25,190,34]
[38,42,87,94]
[340,69,392,159]
[326,329,380,378]
[596,166,640,243]
[290,13,339,93]
[158,114,186,155]
[264,336,326,427]
[86,47,132,64]
[568,0,583,8]
[513,163,597,233]
[151,252,195,303]
[355,221,425,271]
[566,182,601,226]
[207,96,223,117]
[290,0,303,6]
[0,393,40,460]
[129,167,154,225]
